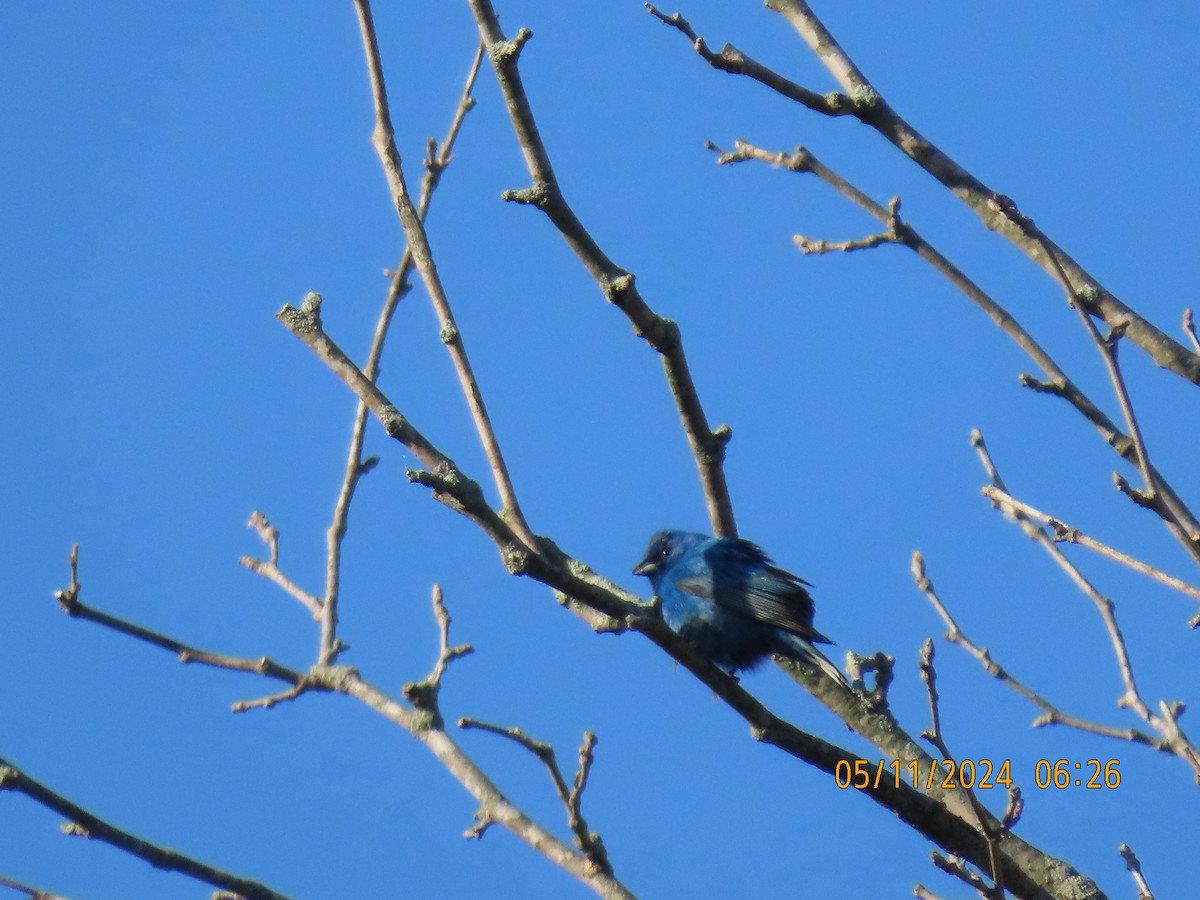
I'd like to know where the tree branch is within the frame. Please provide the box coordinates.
[0,757,292,900]
[276,287,1106,899]
[321,39,486,665]
[710,138,1200,566]
[351,0,538,551]
[467,0,737,538]
[459,720,612,876]
[651,2,1200,383]
[1119,844,1155,900]
[979,486,1200,611]
[51,544,637,898]
[972,432,1200,778]
[918,639,1006,899]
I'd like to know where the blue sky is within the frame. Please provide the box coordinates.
[3,3,1198,898]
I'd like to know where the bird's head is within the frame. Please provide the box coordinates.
[632,530,707,586]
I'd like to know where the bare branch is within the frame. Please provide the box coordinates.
[0,758,291,900]
[240,512,323,620]
[351,0,537,551]
[428,583,475,687]
[459,720,612,875]
[971,433,1200,777]
[54,545,308,699]
[1184,309,1200,355]
[930,851,998,900]
[0,873,73,900]
[1119,844,1154,900]
[646,6,855,117]
[715,138,1200,565]
[50,558,635,898]
[319,41,487,668]
[276,289,1107,898]
[980,485,1200,609]
[1001,215,1200,551]
[913,549,1169,751]
[401,584,475,717]
[918,641,1005,899]
[652,2,1200,382]
[1000,789,1024,831]
[788,193,904,255]
[468,0,737,538]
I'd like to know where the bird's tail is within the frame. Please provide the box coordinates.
[776,633,850,689]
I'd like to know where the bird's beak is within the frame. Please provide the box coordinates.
[632,558,657,576]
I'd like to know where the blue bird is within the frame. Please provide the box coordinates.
[633,530,848,687]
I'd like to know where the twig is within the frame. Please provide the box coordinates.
[351,0,538,552]
[400,584,474,717]
[0,758,291,900]
[320,41,487,666]
[53,545,309,703]
[929,852,997,899]
[652,2,1200,383]
[918,641,1005,899]
[714,138,1200,565]
[980,486,1200,607]
[1118,844,1154,900]
[1000,214,1200,551]
[240,512,323,620]
[1184,309,1200,355]
[50,554,635,898]
[972,432,1200,778]
[468,0,737,538]
[913,550,1164,751]
[1000,789,1023,831]
[0,873,72,900]
[791,195,905,254]
[646,6,856,117]
[459,720,612,875]
[427,583,474,688]
[1019,225,1158,496]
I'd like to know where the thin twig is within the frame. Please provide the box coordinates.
[0,873,72,900]
[459,720,612,875]
[972,432,1200,778]
[1000,213,1200,551]
[351,0,537,552]
[791,194,904,254]
[930,852,997,899]
[918,640,1005,899]
[240,512,323,620]
[713,138,1200,564]
[0,758,291,900]
[401,584,474,716]
[1183,309,1200,355]
[53,545,309,701]
[913,549,1167,752]
[646,6,856,117]
[652,2,1200,383]
[468,0,737,538]
[1119,844,1154,900]
[980,486,1200,607]
[321,42,486,665]
[427,583,474,688]
[50,553,635,898]
[1020,224,1158,498]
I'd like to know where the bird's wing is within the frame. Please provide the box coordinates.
[675,538,831,644]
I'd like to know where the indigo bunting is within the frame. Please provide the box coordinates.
[633,530,847,687]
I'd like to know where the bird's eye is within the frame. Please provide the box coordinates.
[660,547,669,558]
